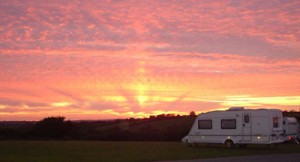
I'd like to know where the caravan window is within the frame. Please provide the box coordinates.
[273,117,279,128]
[198,120,212,129]
[244,115,250,123]
[221,119,236,129]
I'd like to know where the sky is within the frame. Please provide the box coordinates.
[0,0,300,121]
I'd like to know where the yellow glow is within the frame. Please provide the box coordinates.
[103,96,126,102]
[137,67,146,74]
[222,96,300,107]
[0,105,6,109]
[51,102,72,107]
[0,111,31,115]
[151,110,188,116]
[135,81,149,106]
[137,95,148,105]
[1,50,299,121]
[123,111,148,118]
[211,107,229,111]
[21,104,30,109]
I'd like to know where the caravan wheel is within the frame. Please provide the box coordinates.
[225,140,234,148]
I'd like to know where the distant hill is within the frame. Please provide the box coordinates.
[72,115,196,141]
[0,115,196,141]
[1,111,299,141]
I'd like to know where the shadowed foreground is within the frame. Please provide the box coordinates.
[169,153,300,162]
[0,141,300,162]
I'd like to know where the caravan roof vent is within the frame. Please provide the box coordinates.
[228,107,244,111]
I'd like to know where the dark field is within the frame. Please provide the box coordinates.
[0,141,300,162]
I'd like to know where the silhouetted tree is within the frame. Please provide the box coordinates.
[32,116,74,139]
[189,111,196,117]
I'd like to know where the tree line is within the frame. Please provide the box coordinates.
[1,111,298,141]
[0,114,196,141]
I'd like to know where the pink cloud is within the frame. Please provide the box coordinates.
[1,0,299,55]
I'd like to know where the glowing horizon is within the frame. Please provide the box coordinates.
[0,0,300,121]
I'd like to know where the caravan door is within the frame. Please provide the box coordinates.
[242,113,252,141]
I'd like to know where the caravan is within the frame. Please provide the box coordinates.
[283,117,299,142]
[182,107,284,148]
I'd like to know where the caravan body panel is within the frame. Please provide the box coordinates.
[283,117,299,141]
[182,108,284,145]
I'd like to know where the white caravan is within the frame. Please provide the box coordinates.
[282,117,299,142]
[182,107,284,148]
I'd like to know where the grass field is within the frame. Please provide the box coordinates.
[0,141,300,162]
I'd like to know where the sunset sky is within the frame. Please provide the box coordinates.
[1,0,300,121]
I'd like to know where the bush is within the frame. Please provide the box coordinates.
[32,116,74,139]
